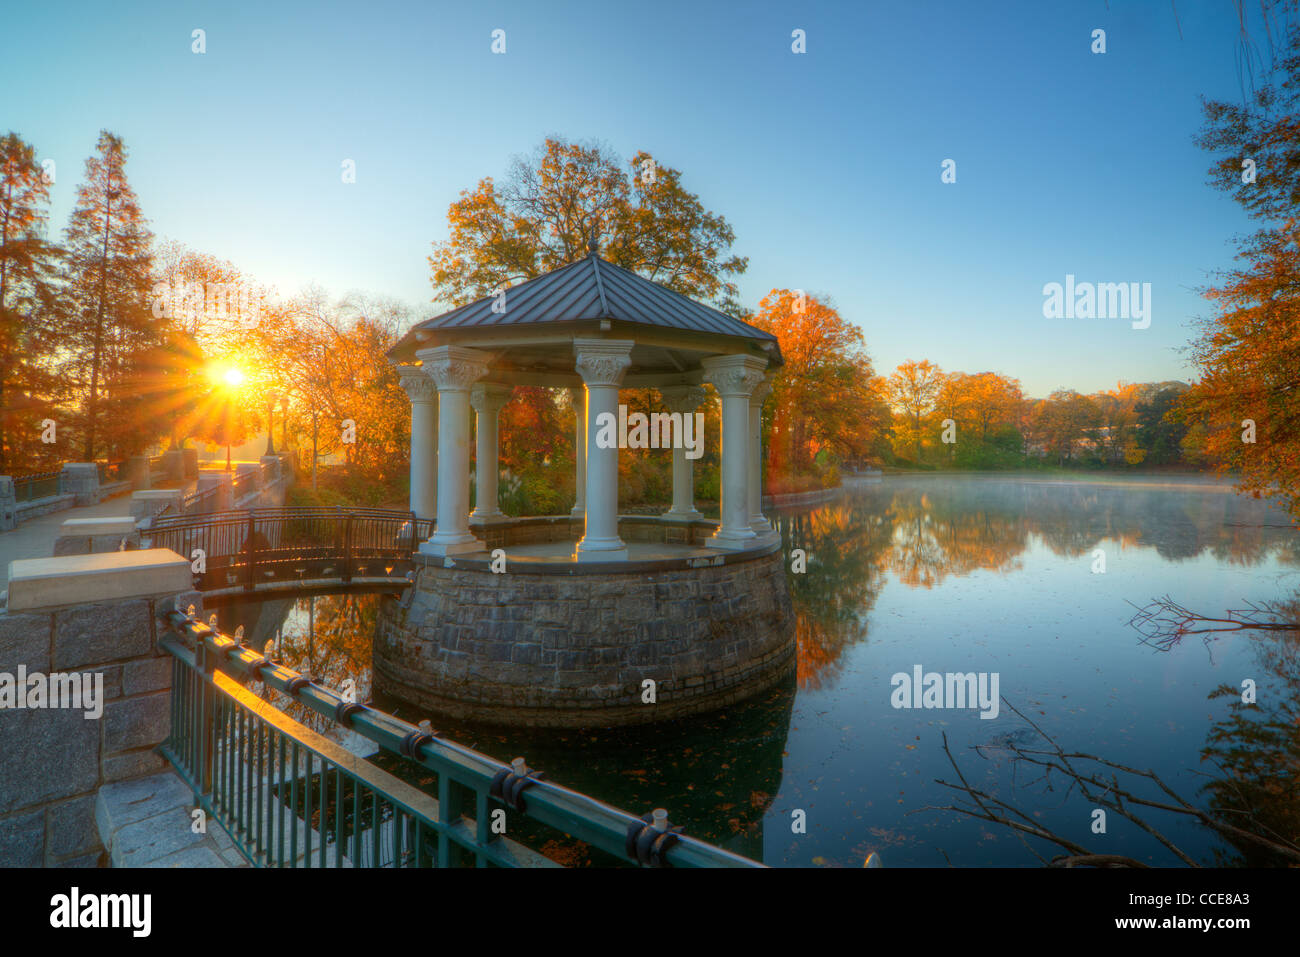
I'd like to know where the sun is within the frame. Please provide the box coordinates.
[210,364,246,389]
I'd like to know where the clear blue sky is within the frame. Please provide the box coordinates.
[0,0,1270,396]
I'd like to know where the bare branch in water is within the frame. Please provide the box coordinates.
[925,698,1300,867]
[1127,595,1297,651]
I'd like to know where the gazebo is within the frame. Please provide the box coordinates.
[376,243,796,727]
[385,242,784,559]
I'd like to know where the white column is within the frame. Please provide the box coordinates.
[701,354,768,550]
[574,338,634,561]
[569,387,586,519]
[469,383,512,523]
[749,375,775,534]
[397,365,438,521]
[659,385,705,522]
[415,345,489,556]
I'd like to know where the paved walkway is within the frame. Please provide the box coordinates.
[96,771,246,867]
[0,493,136,590]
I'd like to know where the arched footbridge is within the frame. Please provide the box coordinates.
[146,507,433,598]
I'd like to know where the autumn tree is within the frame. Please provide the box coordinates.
[964,372,1023,446]
[0,132,60,471]
[931,371,970,463]
[60,131,159,460]
[1031,390,1101,466]
[747,289,884,477]
[236,288,411,486]
[886,359,943,463]
[1182,19,1300,514]
[429,138,747,313]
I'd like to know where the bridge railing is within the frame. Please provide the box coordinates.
[13,470,61,503]
[148,507,435,591]
[160,609,762,868]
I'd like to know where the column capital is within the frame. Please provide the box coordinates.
[701,354,768,398]
[573,338,634,387]
[396,364,437,403]
[470,383,513,413]
[750,373,776,406]
[416,345,490,393]
[658,385,707,413]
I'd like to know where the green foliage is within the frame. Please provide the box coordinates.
[497,466,571,516]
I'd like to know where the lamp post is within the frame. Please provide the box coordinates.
[265,390,279,456]
[280,394,289,451]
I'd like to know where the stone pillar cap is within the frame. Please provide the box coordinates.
[6,548,191,613]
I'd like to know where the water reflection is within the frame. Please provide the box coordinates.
[776,476,1300,690]
[1196,594,1300,866]
[213,475,1300,866]
[209,593,377,737]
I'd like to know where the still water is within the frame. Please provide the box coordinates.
[215,474,1300,867]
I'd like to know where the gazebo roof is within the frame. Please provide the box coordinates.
[389,251,782,373]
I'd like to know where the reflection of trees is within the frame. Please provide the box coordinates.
[777,502,892,690]
[1199,594,1300,866]
[882,490,1027,586]
[777,477,1298,690]
[247,594,381,735]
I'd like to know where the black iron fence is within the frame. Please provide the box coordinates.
[148,507,435,591]
[13,470,61,503]
[161,610,761,868]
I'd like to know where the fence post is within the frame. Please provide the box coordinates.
[409,511,418,555]
[245,510,256,592]
[343,512,353,584]
[197,629,217,795]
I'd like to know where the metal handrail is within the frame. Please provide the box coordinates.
[162,609,763,869]
[13,470,61,503]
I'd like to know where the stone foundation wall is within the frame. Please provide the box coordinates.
[373,546,794,727]
[0,590,201,866]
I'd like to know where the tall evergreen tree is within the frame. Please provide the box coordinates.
[61,131,157,460]
[0,132,60,472]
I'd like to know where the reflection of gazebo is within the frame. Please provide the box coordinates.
[387,242,783,561]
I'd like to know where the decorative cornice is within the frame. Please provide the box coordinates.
[701,354,768,398]
[416,345,490,393]
[573,338,635,387]
[397,365,437,403]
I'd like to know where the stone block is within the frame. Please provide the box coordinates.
[96,773,195,839]
[59,463,100,507]
[0,705,99,815]
[0,809,45,867]
[146,845,226,868]
[46,793,102,860]
[52,599,153,668]
[0,612,51,674]
[103,749,168,783]
[130,489,182,521]
[61,516,139,538]
[9,549,190,614]
[104,692,170,753]
[123,658,172,696]
[111,806,207,867]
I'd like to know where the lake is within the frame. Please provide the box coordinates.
[215,473,1300,867]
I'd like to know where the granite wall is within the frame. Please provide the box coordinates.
[373,546,794,727]
[0,590,201,867]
